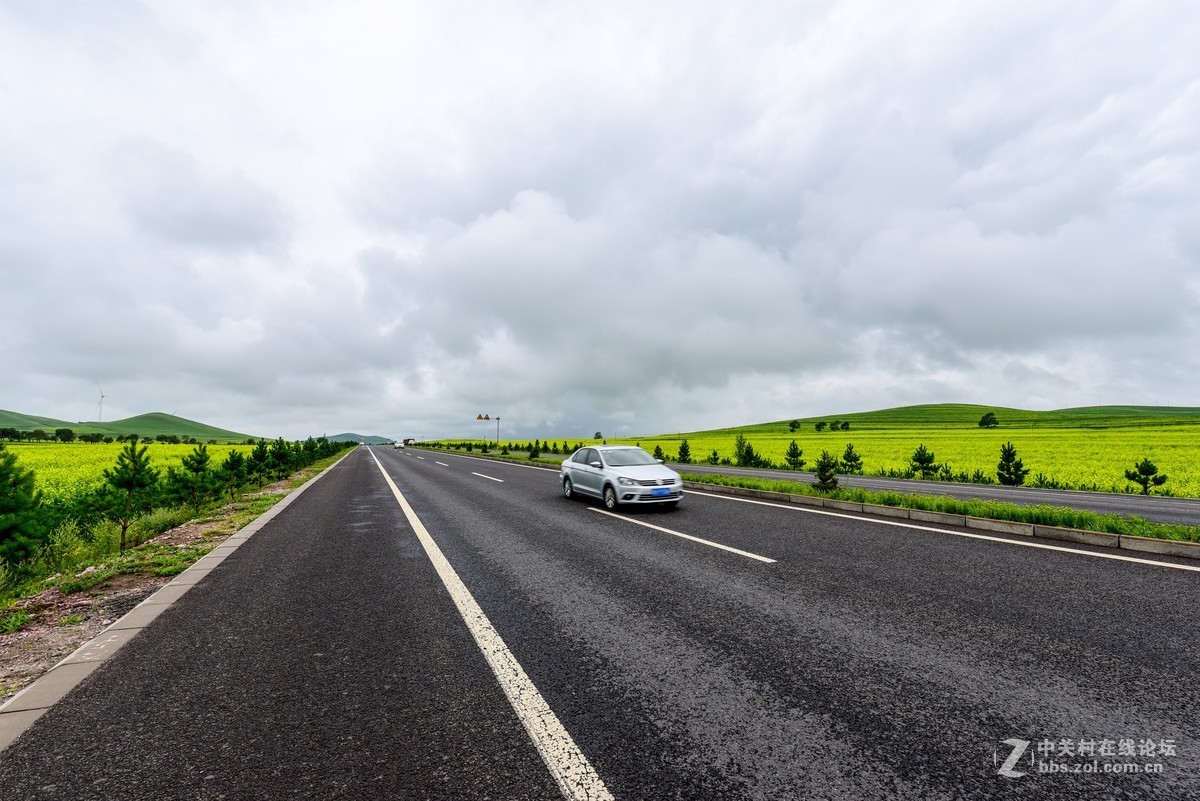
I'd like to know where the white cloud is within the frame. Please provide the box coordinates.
[1,0,1198,439]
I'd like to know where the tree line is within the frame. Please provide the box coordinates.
[0,427,258,445]
[0,436,354,568]
[661,436,1169,496]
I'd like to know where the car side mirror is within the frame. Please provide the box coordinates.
[590,461,602,469]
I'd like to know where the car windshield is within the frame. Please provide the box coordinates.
[602,448,659,467]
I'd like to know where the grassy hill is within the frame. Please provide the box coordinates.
[684,403,1200,436]
[328,433,393,445]
[0,410,79,431]
[0,409,251,442]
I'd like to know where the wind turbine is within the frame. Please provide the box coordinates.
[95,387,107,422]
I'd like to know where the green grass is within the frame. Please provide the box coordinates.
[1,610,33,634]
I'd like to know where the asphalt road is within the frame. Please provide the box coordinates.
[539,454,1200,526]
[1,446,1197,799]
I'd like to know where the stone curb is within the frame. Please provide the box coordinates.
[681,481,1200,561]
[0,453,352,753]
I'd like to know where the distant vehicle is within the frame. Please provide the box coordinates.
[393,442,405,449]
[561,445,682,510]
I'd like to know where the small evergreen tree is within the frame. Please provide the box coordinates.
[103,440,159,553]
[812,450,839,492]
[733,434,749,466]
[996,442,1028,486]
[166,443,219,513]
[217,450,249,501]
[840,443,863,475]
[783,440,805,471]
[910,444,937,479]
[707,449,720,465]
[249,440,270,487]
[653,444,666,461]
[268,438,293,478]
[1125,457,1167,495]
[0,443,44,564]
[677,440,692,464]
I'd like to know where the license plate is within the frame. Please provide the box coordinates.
[651,487,671,497]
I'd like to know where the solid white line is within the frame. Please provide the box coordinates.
[369,451,612,801]
[587,508,776,564]
[686,490,1200,574]
[473,472,504,483]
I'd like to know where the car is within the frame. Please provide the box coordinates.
[393,442,405,449]
[561,445,683,510]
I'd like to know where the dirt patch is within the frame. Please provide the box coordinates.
[0,577,170,703]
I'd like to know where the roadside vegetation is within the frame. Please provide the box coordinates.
[677,472,1200,544]
[613,404,1200,496]
[0,437,355,630]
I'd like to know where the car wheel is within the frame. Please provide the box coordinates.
[603,485,618,510]
[563,477,575,499]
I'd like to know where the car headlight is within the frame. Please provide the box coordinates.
[617,477,637,486]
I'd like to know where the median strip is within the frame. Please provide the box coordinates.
[587,508,776,564]
[369,451,611,801]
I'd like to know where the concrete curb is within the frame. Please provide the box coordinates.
[0,453,351,753]
[682,480,1200,561]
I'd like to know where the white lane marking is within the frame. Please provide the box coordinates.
[438,451,561,473]
[435,462,449,467]
[687,491,1200,574]
[416,456,426,460]
[587,508,776,564]
[369,451,612,801]
[473,472,504,483]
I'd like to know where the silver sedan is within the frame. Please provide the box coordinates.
[561,445,683,510]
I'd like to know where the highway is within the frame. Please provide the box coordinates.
[1,445,1197,799]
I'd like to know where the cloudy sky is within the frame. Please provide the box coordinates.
[2,1,1197,441]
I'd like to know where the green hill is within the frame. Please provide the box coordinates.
[100,413,251,442]
[0,410,79,431]
[328,433,392,445]
[0,409,252,442]
[703,403,1200,435]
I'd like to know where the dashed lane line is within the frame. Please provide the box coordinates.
[369,451,612,801]
[587,507,776,564]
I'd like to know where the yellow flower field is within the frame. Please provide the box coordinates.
[7,442,255,501]
[617,425,1200,496]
